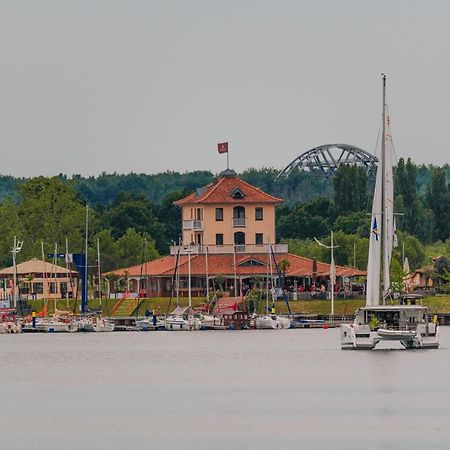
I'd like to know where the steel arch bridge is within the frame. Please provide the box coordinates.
[276,144,378,180]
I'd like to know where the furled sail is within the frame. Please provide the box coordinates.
[383,107,395,297]
[366,76,396,306]
[366,157,382,306]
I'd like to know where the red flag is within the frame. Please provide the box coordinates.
[217,142,228,154]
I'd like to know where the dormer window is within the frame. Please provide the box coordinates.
[230,188,246,199]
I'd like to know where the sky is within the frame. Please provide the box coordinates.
[1,0,449,177]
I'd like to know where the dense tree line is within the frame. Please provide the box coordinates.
[0,161,448,274]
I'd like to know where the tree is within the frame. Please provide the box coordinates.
[425,168,450,242]
[393,232,426,271]
[102,192,167,253]
[432,256,450,288]
[16,177,86,259]
[115,229,159,269]
[390,258,406,293]
[156,190,187,245]
[334,212,370,236]
[333,165,368,216]
[0,197,22,267]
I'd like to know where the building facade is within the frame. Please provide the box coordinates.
[107,170,365,298]
[173,168,285,255]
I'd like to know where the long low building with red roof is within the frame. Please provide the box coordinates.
[106,250,365,297]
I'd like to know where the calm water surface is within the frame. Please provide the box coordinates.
[1,327,450,450]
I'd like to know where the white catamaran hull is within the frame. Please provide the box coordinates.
[340,322,439,350]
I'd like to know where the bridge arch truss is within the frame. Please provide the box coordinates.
[276,144,378,180]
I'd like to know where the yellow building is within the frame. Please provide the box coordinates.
[173,168,285,254]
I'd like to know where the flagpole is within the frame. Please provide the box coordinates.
[227,151,229,170]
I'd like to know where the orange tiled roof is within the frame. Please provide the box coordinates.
[107,253,366,278]
[173,174,283,206]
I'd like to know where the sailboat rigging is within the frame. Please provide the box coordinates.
[340,75,439,350]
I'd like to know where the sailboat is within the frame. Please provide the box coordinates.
[164,245,201,331]
[255,244,290,330]
[340,75,439,350]
[78,208,115,332]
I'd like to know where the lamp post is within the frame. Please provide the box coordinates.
[314,230,339,317]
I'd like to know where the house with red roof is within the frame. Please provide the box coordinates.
[106,169,365,297]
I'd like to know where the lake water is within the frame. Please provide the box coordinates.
[1,327,450,450]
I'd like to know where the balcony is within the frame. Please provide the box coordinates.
[182,219,204,231]
[170,243,289,255]
[232,217,247,228]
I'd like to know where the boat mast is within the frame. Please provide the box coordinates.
[381,74,388,304]
[97,238,101,312]
[84,204,89,314]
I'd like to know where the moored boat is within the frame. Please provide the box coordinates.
[255,314,290,329]
[79,316,115,332]
[0,308,22,334]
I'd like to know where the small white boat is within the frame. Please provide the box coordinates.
[33,317,79,333]
[377,328,417,341]
[164,306,201,331]
[136,316,165,331]
[165,315,201,331]
[79,316,115,332]
[255,314,290,329]
[199,313,222,330]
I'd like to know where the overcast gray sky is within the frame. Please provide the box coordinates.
[1,0,449,177]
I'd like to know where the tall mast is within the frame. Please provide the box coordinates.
[84,204,89,313]
[97,238,101,311]
[381,74,389,303]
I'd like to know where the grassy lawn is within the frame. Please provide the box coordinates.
[22,295,450,316]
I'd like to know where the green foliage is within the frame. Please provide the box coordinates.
[102,191,167,253]
[17,177,86,260]
[393,232,427,271]
[425,168,450,242]
[333,165,368,216]
[277,203,330,240]
[433,256,450,287]
[390,258,406,293]
[334,211,369,236]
